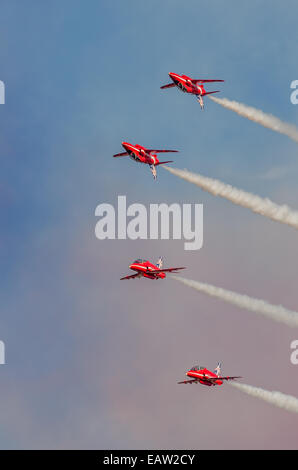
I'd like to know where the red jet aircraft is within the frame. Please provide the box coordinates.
[120,257,185,280]
[161,72,224,109]
[113,141,178,180]
[178,363,242,387]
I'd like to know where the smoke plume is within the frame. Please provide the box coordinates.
[163,166,298,230]
[230,382,298,414]
[172,276,298,328]
[209,96,298,144]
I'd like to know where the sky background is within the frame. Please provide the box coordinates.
[0,0,298,449]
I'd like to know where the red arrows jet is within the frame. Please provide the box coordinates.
[113,141,178,180]
[120,257,185,280]
[161,72,224,109]
[178,363,242,387]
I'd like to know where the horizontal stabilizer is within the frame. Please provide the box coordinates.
[204,91,220,96]
[156,160,174,166]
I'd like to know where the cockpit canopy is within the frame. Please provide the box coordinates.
[190,365,205,371]
[134,259,148,264]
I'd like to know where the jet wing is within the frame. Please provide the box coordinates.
[148,149,178,153]
[160,83,176,89]
[148,267,186,274]
[113,152,129,157]
[192,79,224,83]
[120,273,140,280]
[178,379,198,385]
[207,376,242,382]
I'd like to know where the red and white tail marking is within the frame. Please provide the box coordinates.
[150,164,157,180]
[214,362,222,377]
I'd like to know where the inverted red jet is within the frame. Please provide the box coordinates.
[120,257,185,280]
[178,362,242,387]
[113,142,178,180]
[161,72,224,109]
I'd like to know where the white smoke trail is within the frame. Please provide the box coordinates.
[163,166,298,230]
[229,382,298,414]
[209,96,298,144]
[172,276,298,328]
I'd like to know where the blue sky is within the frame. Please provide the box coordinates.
[0,0,298,449]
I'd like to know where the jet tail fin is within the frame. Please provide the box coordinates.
[156,256,163,269]
[150,164,157,180]
[214,362,222,377]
